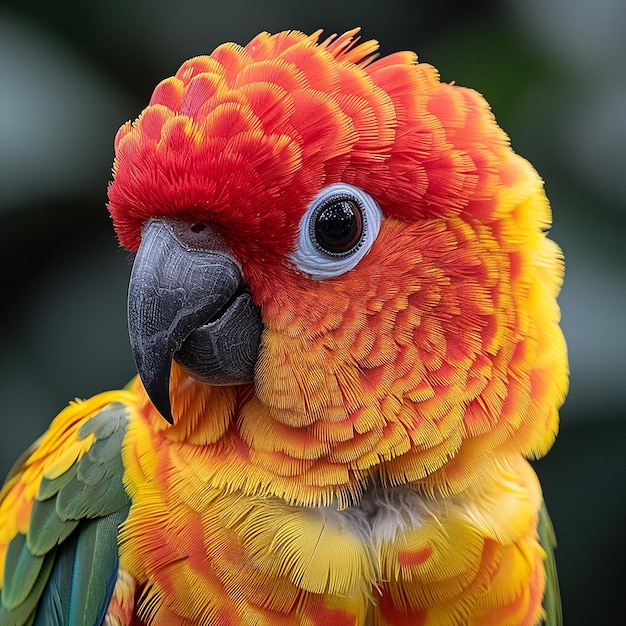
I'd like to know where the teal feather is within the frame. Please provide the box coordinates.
[28,497,78,556]
[37,470,75,502]
[95,558,120,626]
[76,453,108,486]
[57,406,128,520]
[77,406,121,440]
[2,534,46,609]
[33,534,76,625]
[68,508,129,626]
[31,507,129,626]
[0,550,55,626]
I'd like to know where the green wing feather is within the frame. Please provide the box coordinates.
[539,501,563,626]
[0,401,132,626]
[34,533,76,625]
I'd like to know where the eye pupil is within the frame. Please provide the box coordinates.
[314,199,363,255]
[291,183,382,279]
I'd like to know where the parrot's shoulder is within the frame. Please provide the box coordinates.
[0,388,135,625]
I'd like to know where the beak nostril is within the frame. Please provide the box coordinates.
[190,222,206,233]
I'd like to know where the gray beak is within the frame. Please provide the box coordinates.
[128,218,262,423]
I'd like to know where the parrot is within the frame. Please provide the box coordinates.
[0,28,568,626]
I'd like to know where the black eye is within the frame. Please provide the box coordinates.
[291,183,383,279]
[312,198,364,256]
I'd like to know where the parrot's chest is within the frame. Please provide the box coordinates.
[120,480,429,621]
[119,414,448,623]
[119,419,546,625]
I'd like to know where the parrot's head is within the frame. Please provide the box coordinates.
[108,29,568,505]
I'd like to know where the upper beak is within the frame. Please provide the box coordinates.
[127,218,263,423]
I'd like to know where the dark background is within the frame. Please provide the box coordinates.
[1,1,624,623]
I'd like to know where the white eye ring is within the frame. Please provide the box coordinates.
[290,183,383,280]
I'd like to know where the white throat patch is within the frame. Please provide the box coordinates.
[321,485,427,544]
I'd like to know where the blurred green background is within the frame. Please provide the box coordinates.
[1,0,624,622]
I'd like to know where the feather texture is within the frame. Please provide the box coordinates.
[33,534,75,625]
[0,394,133,625]
[109,28,566,624]
[1,28,567,625]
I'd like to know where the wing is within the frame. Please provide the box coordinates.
[539,501,563,626]
[0,390,134,625]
